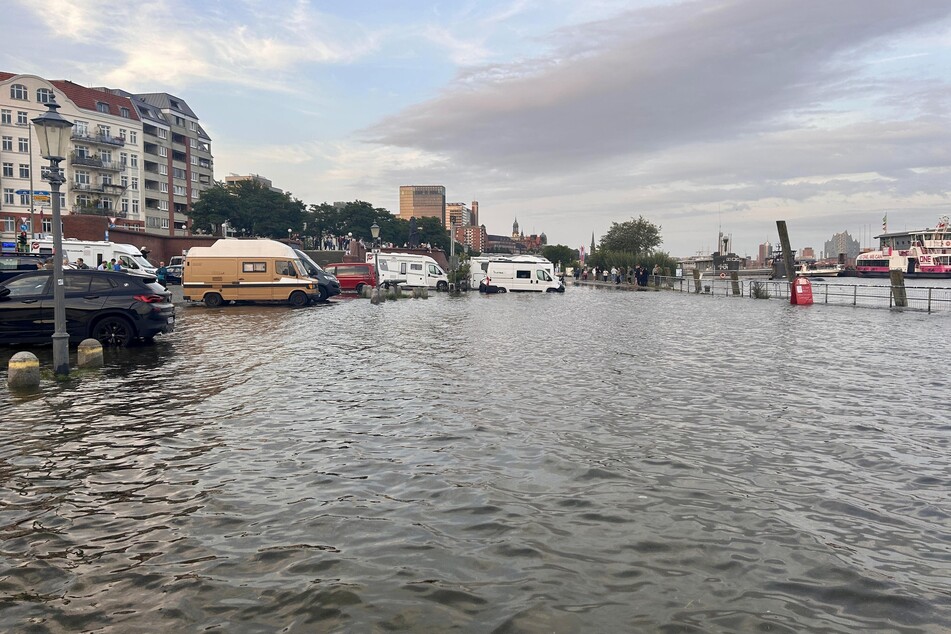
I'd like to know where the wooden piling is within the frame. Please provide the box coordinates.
[692,269,701,294]
[730,271,741,296]
[776,221,797,304]
[889,270,908,307]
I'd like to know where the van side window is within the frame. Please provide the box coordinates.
[276,261,294,276]
[400,263,407,274]
[243,262,267,272]
[536,269,552,281]
[378,261,389,271]
[119,255,137,269]
[516,270,531,279]
[410,263,422,271]
[428,264,440,275]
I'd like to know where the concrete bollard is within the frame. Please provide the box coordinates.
[8,351,41,390]
[412,288,420,299]
[77,338,104,368]
[420,288,429,299]
[387,286,399,300]
[370,288,381,305]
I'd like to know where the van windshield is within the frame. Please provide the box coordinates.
[294,251,323,277]
[131,255,154,270]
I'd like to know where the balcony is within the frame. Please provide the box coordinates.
[71,205,128,219]
[69,153,126,172]
[72,182,127,196]
[70,131,126,147]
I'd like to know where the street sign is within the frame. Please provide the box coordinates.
[33,190,50,196]
[20,224,28,232]
[33,195,50,202]
[14,189,30,195]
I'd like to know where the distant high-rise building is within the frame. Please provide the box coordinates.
[225,173,282,193]
[757,241,773,265]
[399,185,445,225]
[800,247,815,260]
[446,201,470,229]
[470,201,478,227]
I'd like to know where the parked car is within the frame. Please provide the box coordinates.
[324,262,377,294]
[0,253,46,284]
[0,270,175,347]
[165,264,183,285]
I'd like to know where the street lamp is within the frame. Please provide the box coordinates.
[370,222,380,296]
[32,97,74,377]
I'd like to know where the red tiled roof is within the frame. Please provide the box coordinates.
[50,80,140,121]
[0,71,15,81]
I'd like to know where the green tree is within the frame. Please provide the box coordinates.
[190,180,306,238]
[541,244,579,268]
[599,216,662,254]
[306,201,408,245]
[414,216,449,252]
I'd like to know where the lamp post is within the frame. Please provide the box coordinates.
[370,222,380,297]
[32,98,74,377]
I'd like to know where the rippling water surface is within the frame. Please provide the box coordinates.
[2,287,949,633]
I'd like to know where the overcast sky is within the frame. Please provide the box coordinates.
[5,0,951,256]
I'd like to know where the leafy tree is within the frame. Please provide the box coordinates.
[306,201,408,245]
[541,244,578,268]
[190,180,306,238]
[599,216,662,254]
[414,216,449,252]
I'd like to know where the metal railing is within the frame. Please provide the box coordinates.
[654,276,951,313]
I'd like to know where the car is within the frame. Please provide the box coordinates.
[323,262,377,294]
[0,253,46,284]
[165,264,183,285]
[0,270,175,347]
[292,249,341,301]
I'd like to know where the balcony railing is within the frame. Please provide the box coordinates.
[70,131,126,147]
[72,182,128,196]
[71,205,128,218]
[69,154,127,172]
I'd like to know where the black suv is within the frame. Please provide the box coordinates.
[0,270,175,346]
[0,253,46,284]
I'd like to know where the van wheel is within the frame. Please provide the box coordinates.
[288,290,309,307]
[204,292,224,308]
[91,315,134,347]
[317,286,329,302]
[355,283,365,295]
[437,281,448,292]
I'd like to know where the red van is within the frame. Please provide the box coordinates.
[324,262,377,293]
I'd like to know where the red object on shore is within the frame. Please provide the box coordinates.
[791,277,814,305]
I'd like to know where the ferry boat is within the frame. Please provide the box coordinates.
[795,262,844,278]
[856,216,951,278]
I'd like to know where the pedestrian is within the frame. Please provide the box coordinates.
[109,258,120,271]
[76,257,89,269]
[97,260,107,270]
[44,257,54,270]
[156,261,168,288]
[652,264,660,286]
[610,266,618,284]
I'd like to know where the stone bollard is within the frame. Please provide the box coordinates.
[412,288,420,299]
[370,288,381,305]
[421,288,429,299]
[77,338,104,368]
[8,351,40,390]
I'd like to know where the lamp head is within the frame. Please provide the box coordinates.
[32,97,74,161]
[370,222,380,240]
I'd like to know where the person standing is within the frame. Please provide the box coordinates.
[156,261,168,288]
[75,258,89,269]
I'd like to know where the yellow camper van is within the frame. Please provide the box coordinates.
[183,239,321,307]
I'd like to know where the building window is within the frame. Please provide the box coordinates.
[174,185,186,196]
[18,137,28,152]
[191,171,198,182]
[1,109,10,124]
[159,147,167,158]
[76,171,91,185]
[130,154,138,167]
[120,107,130,118]
[131,177,139,190]
[129,131,137,145]
[120,152,128,165]
[190,155,198,165]
[36,88,54,103]
[73,120,88,136]
[1,136,11,151]
[119,128,127,140]
[99,124,111,138]
[159,200,168,211]
[3,189,14,205]
[190,138,197,148]
[192,190,199,200]
[19,164,29,178]
[2,163,12,177]
[157,128,167,139]
[132,199,139,214]
[121,175,128,187]
[99,149,112,163]
[19,192,30,204]
[2,217,14,232]
[17,111,28,125]
[10,84,27,100]
[102,174,113,186]
[96,102,109,113]
[189,121,197,131]
[121,199,129,213]
[100,199,112,210]
[159,164,167,175]
[160,182,168,193]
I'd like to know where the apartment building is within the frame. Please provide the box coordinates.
[0,72,145,244]
[0,71,214,246]
[399,185,446,225]
[117,91,214,235]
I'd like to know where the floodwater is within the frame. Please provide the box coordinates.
[2,287,949,633]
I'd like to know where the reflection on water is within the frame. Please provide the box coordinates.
[2,290,950,632]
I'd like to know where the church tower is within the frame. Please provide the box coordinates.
[512,217,520,239]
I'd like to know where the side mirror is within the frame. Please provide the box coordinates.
[0,288,10,300]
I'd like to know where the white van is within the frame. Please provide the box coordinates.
[481,257,565,293]
[31,238,156,275]
[366,252,449,291]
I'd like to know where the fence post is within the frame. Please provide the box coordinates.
[730,271,740,296]
[927,287,932,314]
[890,270,907,307]
[692,269,701,294]
[853,285,857,306]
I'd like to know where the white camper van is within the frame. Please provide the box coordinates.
[481,257,565,293]
[366,252,449,291]
[31,238,156,275]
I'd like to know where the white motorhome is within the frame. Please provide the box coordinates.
[30,238,156,274]
[365,252,449,291]
[481,257,565,293]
